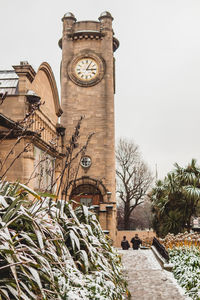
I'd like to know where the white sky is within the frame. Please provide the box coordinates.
[1,0,200,179]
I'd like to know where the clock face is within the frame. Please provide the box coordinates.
[68,53,105,87]
[75,58,98,81]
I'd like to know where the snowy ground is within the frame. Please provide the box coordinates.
[117,248,191,300]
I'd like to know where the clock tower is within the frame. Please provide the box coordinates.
[59,12,119,241]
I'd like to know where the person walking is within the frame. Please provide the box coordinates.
[121,236,130,250]
[130,234,142,250]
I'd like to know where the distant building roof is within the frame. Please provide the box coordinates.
[0,70,18,95]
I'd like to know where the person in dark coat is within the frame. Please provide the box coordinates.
[131,234,142,250]
[121,236,130,250]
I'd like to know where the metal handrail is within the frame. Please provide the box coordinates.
[152,237,169,261]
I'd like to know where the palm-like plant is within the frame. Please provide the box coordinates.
[150,159,200,237]
[174,159,200,231]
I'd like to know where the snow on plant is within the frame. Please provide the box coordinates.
[160,232,200,250]
[0,181,128,299]
[169,246,200,300]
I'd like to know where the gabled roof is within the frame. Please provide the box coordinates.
[0,70,18,95]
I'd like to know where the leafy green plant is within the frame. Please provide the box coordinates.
[169,246,200,300]
[0,181,128,299]
[151,159,200,237]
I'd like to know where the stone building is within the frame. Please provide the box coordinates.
[0,12,119,242]
[59,11,119,241]
[0,61,63,191]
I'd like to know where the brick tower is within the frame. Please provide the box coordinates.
[59,12,119,241]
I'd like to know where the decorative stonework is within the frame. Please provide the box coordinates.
[68,31,103,40]
[58,33,119,52]
[31,111,58,148]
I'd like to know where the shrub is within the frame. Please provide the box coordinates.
[169,246,200,300]
[0,181,127,299]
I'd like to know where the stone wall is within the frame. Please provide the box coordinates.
[114,230,156,248]
[0,62,63,193]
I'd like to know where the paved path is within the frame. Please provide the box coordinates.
[118,249,189,300]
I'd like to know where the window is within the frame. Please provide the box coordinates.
[80,197,92,207]
[33,146,55,192]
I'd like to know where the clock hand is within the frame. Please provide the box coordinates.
[87,68,96,71]
[86,61,92,70]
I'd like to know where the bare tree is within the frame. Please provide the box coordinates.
[117,199,153,230]
[0,91,7,105]
[116,138,153,230]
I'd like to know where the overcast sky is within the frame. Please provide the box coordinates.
[1,0,200,179]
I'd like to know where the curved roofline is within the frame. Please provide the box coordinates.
[38,62,63,117]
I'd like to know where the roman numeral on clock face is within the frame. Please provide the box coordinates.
[75,57,98,81]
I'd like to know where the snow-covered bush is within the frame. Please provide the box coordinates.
[159,232,200,249]
[0,181,128,299]
[169,246,200,300]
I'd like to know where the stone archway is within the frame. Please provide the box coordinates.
[70,176,108,208]
[70,184,102,207]
[69,176,116,240]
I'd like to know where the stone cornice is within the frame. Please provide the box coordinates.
[68,30,103,40]
[58,31,119,52]
[0,129,63,159]
[13,64,36,83]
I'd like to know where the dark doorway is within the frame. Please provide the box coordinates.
[70,184,103,207]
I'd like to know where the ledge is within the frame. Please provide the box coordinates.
[151,246,174,271]
[58,34,119,52]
